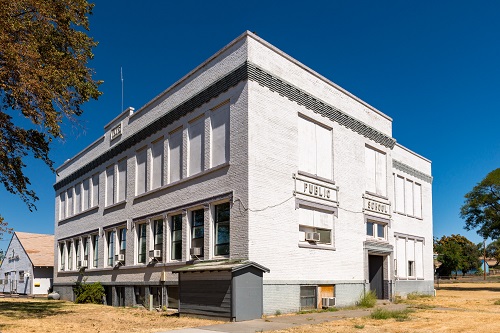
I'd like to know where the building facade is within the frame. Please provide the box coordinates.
[53,31,433,315]
[1,232,54,295]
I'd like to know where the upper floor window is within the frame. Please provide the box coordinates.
[394,174,422,218]
[105,165,115,206]
[83,237,89,262]
[119,228,126,263]
[188,117,204,176]
[92,173,99,207]
[74,183,82,214]
[136,148,147,195]
[365,146,387,197]
[169,129,182,183]
[107,230,116,267]
[298,116,332,179]
[66,188,74,217]
[117,159,127,202]
[214,203,230,256]
[59,193,66,220]
[171,214,182,260]
[59,243,66,271]
[153,219,163,262]
[92,235,99,268]
[211,104,229,167]
[191,209,204,257]
[82,178,90,211]
[137,223,147,264]
[67,241,74,270]
[298,206,333,246]
[75,239,81,268]
[151,139,164,190]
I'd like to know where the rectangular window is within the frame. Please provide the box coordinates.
[106,165,115,206]
[74,183,82,214]
[92,173,99,207]
[408,260,415,277]
[298,116,332,179]
[134,286,145,307]
[211,104,229,167]
[405,179,414,216]
[117,159,127,202]
[67,188,73,217]
[214,202,230,256]
[75,239,81,267]
[298,206,333,245]
[169,129,182,183]
[188,117,204,176]
[59,192,66,220]
[151,140,164,190]
[366,221,386,240]
[136,148,147,195]
[300,286,317,310]
[171,214,182,260]
[394,175,405,213]
[366,222,374,237]
[137,224,147,264]
[83,237,89,262]
[92,235,99,268]
[191,209,204,256]
[82,178,90,211]
[107,230,116,267]
[414,183,422,218]
[365,146,387,197]
[59,243,66,271]
[153,219,163,262]
[67,241,73,270]
[119,228,126,257]
[19,271,24,283]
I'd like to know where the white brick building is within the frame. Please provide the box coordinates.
[53,31,433,316]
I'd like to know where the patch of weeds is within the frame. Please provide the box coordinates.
[409,303,435,310]
[354,324,365,329]
[370,308,412,321]
[358,291,377,308]
[274,310,281,316]
[297,307,339,315]
[407,293,432,300]
[494,300,500,305]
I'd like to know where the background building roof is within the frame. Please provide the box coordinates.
[15,232,54,267]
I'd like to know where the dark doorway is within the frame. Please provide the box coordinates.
[368,255,384,299]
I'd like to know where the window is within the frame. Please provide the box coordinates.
[366,221,386,240]
[67,241,73,270]
[117,159,127,202]
[396,236,424,279]
[414,183,422,218]
[75,239,81,267]
[394,175,405,213]
[92,235,99,268]
[106,165,115,206]
[59,243,66,271]
[137,224,147,264]
[83,237,89,262]
[59,192,66,220]
[119,228,126,263]
[169,129,182,183]
[211,104,229,167]
[107,230,116,267]
[92,173,99,207]
[171,214,182,260]
[408,260,415,277]
[298,206,333,245]
[300,286,317,310]
[191,209,204,256]
[67,188,73,217]
[405,179,414,216]
[19,271,24,283]
[75,183,82,214]
[82,178,90,211]
[151,139,164,190]
[298,116,332,179]
[188,117,204,176]
[136,148,147,195]
[214,202,230,256]
[134,286,146,307]
[365,146,387,197]
[153,219,163,261]
[394,174,423,218]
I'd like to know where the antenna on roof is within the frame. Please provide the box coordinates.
[121,67,124,112]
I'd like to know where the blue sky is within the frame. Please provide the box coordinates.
[1,1,499,250]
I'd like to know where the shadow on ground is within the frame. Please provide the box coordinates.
[0,301,69,319]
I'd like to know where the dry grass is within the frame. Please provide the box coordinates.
[0,298,220,333]
[269,282,500,333]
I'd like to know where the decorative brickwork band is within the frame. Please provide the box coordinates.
[54,61,396,191]
[393,160,433,184]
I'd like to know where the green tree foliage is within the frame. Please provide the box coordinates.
[461,168,500,239]
[73,281,105,304]
[486,239,500,267]
[0,0,102,236]
[434,234,481,277]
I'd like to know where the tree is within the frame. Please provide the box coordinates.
[486,239,500,267]
[461,168,500,239]
[434,234,481,277]
[0,0,102,236]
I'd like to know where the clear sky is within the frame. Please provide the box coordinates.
[1,1,499,250]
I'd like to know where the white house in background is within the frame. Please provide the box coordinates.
[0,232,54,295]
[53,31,433,319]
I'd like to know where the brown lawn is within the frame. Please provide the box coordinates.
[269,282,500,333]
[0,298,220,333]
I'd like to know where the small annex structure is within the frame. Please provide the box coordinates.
[53,31,434,319]
[0,232,54,295]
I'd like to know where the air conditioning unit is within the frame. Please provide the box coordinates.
[77,260,88,268]
[115,254,125,262]
[322,297,336,308]
[190,247,203,256]
[305,232,321,242]
[149,250,161,259]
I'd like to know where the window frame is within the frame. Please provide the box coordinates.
[214,202,230,257]
[191,208,204,257]
[136,223,147,264]
[170,214,183,261]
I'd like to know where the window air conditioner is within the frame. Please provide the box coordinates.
[81,260,88,268]
[322,297,336,308]
[149,250,161,259]
[305,232,321,242]
[190,247,203,256]
[77,260,88,268]
[115,254,125,262]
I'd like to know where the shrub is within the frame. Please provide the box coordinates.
[358,290,377,308]
[407,292,432,300]
[494,300,500,305]
[74,281,105,304]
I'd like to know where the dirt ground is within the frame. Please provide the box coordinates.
[270,282,500,333]
[1,282,500,333]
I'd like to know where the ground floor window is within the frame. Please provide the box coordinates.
[214,202,230,256]
[298,205,334,246]
[134,286,146,307]
[167,286,179,309]
[300,286,317,310]
[116,287,125,307]
[366,221,387,240]
[150,286,162,308]
[408,260,415,277]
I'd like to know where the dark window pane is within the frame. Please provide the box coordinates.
[366,222,374,236]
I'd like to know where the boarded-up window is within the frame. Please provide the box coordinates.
[136,148,147,195]
[300,286,317,310]
[394,175,405,213]
[211,104,229,167]
[406,239,415,277]
[117,159,127,202]
[365,146,386,196]
[169,129,182,183]
[188,117,204,176]
[298,117,332,179]
[92,173,99,207]
[106,165,114,206]
[59,192,66,220]
[396,237,406,278]
[151,139,163,190]
[67,188,73,217]
[82,178,90,211]
[414,183,422,218]
[415,240,424,278]
[74,183,81,214]
[405,179,414,216]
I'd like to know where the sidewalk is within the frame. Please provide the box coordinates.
[160,302,408,333]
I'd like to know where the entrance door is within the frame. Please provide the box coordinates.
[368,255,384,299]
